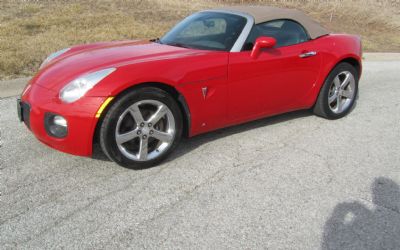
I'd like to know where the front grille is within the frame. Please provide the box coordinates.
[21,102,31,129]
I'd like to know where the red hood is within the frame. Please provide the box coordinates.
[31,40,202,90]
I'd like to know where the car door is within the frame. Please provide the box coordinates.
[227,19,321,123]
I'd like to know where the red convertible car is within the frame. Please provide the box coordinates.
[18,6,362,168]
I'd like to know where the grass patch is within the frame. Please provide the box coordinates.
[0,0,399,79]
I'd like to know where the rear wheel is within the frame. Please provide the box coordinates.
[313,62,358,119]
[99,87,183,169]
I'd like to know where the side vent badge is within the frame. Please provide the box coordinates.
[202,87,208,100]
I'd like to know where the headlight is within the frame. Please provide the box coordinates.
[39,48,70,69]
[59,68,116,103]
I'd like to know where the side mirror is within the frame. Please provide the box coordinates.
[250,36,277,59]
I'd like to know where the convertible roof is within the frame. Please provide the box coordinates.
[215,6,330,39]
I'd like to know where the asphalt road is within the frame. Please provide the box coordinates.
[1,57,400,249]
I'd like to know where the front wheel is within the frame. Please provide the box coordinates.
[313,62,359,119]
[99,87,183,169]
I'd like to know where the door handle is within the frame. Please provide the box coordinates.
[299,51,317,58]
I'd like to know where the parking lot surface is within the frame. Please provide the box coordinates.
[1,59,399,249]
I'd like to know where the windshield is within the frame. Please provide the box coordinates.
[160,12,247,51]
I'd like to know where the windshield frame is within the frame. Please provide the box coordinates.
[160,10,254,52]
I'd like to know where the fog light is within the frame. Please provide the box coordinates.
[44,113,68,138]
[53,115,67,127]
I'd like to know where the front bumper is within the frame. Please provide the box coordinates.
[19,83,107,156]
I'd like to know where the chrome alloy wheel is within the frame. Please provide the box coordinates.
[328,71,356,114]
[115,100,176,161]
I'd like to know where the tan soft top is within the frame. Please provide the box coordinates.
[216,6,330,39]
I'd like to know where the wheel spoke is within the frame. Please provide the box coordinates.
[116,129,139,144]
[328,93,337,104]
[148,104,167,124]
[340,72,351,89]
[151,129,173,143]
[341,89,353,99]
[333,76,341,89]
[138,138,148,160]
[336,95,342,113]
[129,103,144,124]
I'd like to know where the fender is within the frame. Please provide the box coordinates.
[303,34,362,107]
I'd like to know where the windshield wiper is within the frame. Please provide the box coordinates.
[151,38,163,44]
[165,42,193,49]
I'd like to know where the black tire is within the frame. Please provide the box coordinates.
[99,87,183,169]
[313,62,359,119]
